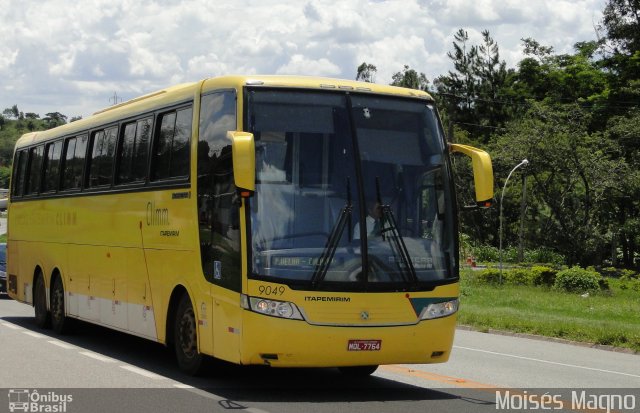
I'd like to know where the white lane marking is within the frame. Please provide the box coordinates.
[23,331,47,338]
[1,322,21,330]
[245,408,272,413]
[172,383,194,389]
[47,340,76,350]
[80,351,116,363]
[120,365,165,380]
[454,345,640,379]
[244,407,269,413]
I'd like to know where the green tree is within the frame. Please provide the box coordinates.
[2,105,19,120]
[604,109,640,266]
[596,0,639,110]
[492,102,627,265]
[434,29,479,129]
[597,0,640,267]
[600,0,640,54]
[511,38,557,101]
[434,29,511,143]
[390,64,429,90]
[0,166,10,188]
[356,62,377,83]
[43,112,67,128]
[475,30,511,132]
[512,40,609,107]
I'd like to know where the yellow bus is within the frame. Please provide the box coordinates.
[7,75,493,375]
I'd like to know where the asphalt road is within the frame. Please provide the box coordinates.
[0,297,638,413]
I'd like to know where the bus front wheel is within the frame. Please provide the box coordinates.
[174,294,203,375]
[34,274,50,329]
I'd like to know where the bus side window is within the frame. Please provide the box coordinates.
[42,140,63,193]
[61,134,88,191]
[117,117,152,184]
[89,127,117,188]
[24,145,44,196]
[152,107,192,181]
[11,150,28,197]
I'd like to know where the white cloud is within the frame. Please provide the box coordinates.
[0,0,606,117]
[276,55,341,77]
[0,47,19,71]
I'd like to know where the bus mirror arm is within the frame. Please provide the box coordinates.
[449,143,494,209]
[228,131,256,197]
[461,204,481,211]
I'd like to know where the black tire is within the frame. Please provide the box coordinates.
[34,274,50,329]
[51,276,69,334]
[338,365,379,377]
[174,294,203,375]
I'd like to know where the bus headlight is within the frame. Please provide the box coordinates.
[241,295,304,320]
[420,299,459,320]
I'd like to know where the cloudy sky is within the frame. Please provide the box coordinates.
[0,0,606,118]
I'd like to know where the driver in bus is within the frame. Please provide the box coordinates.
[353,200,382,240]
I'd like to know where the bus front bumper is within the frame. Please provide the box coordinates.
[240,311,457,367]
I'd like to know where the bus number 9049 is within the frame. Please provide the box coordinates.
[258,285,286,296]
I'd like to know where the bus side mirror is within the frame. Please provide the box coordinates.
[228,131,256,197]
[449,143,494,208]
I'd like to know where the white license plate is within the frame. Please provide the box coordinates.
[347,339,381,351]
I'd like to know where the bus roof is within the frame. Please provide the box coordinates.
[15,75,433,149]
[200,75,432,101]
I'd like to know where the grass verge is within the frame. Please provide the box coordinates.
[458,269,640,352]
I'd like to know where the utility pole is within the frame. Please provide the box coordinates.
[109,92,123,106]
[517,173,528,262]
[500,159,529,282]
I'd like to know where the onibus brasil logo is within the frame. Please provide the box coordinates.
[8,389,73,413]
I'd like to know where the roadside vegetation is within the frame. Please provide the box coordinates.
[458,266,640,352]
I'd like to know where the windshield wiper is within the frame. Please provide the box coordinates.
[375,177,418,284]
[311,179,352,287]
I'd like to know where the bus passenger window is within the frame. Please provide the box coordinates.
[43,141,63,192]
[117,117,151,184]
[61,135,88,190]
[24,145,44,195]
[152,108,192,181]
[89,127,117,187]
[11,150,28,197]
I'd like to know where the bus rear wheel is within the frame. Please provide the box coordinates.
[51,276,69,334]
[34,274,50,329]
[338,365,379,377]
[174,294,203,375]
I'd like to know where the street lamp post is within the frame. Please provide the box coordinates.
[499,159,529,283]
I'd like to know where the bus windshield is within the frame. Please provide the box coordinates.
[247,89,456,290]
